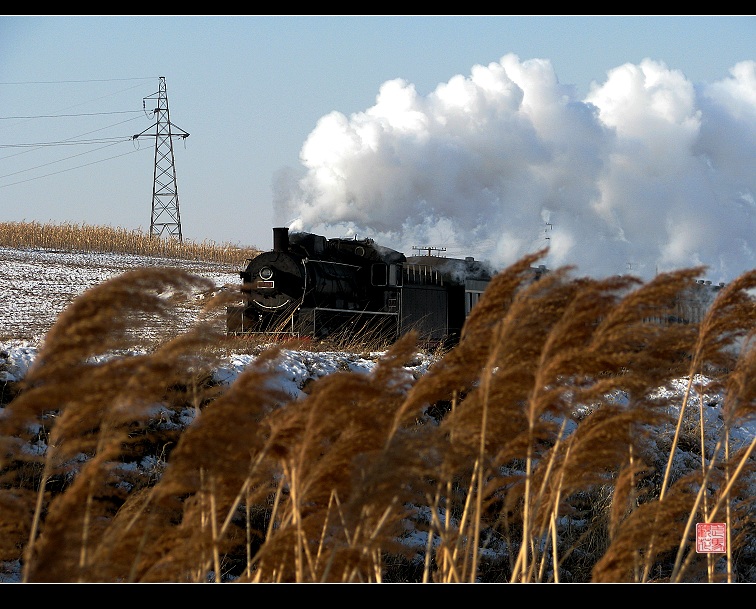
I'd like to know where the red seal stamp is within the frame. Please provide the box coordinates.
[696,523,727,553]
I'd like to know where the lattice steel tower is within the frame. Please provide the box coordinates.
[133,77,189,242]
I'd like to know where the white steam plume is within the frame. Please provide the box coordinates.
[274,54,756,283]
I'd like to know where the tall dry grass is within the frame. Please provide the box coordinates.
[0,250,754,582]
[0,220,259,267]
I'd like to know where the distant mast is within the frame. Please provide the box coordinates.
[133,76,189,243]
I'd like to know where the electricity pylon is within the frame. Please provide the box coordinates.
[133,76,189,242]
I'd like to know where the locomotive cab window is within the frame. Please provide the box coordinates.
[371,263,403,287]
[371,263,387,286]
[389,263,403,287]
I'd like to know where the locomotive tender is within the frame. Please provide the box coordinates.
[226,227,499,346]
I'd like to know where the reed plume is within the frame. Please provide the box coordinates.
[0,268,226,581]
[1,254,754,583]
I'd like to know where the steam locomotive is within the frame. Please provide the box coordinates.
[226,227,727,346]
[226,227,507,346]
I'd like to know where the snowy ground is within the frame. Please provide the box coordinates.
[2,246,754,443]
[0,246,436,396]
[0,246,240,342]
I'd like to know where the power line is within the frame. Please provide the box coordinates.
[0,88,156,187]
[0,82,158,134]
[0,137,134,148]
[0,142,124,179]
[0,146,149,189]
[0,115,152,181]
[0,78,157,85]
[0,115,146,158]
[0,110,143,120]
[0,140,131,179]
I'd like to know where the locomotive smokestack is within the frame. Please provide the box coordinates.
[273,227,289,252]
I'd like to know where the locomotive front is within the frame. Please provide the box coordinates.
[227,227,407,339]
[228,228,306,334]
[242,248,305,313]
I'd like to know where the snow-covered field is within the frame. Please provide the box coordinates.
[2,246,754,444]
[0,246,240,343]
[0,246,435,395]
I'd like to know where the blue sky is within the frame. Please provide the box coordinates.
[0,15,754,281]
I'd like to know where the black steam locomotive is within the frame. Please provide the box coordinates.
[226,227,727,346]
[226,227,501,346]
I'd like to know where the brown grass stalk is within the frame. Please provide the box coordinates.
[2,233,754,583]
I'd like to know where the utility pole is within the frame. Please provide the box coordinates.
[133,76,189,242]
[412,245,446,257]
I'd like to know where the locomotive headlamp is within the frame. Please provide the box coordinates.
[259,266,274,280]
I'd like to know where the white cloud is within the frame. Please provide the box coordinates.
[275,55,756,283]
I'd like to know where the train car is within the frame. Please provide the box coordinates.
[400,252,495,344]
[644,279,726,325]
[226,227,496,346]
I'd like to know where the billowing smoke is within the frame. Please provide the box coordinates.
[274,54,755,283]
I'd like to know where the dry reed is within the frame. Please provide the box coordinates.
[0,242,754,583]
